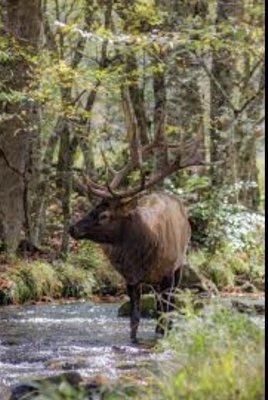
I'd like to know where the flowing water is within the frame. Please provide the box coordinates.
[0,297,264,391]
[0,301,160,389]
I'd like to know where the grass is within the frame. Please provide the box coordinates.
[142,306,265,400]
[70,241,124,295]
[0,228,264,305]
[0,241,124,305]
[9,261,62,303]
[0,259,95,305]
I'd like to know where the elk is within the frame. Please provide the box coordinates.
[70,152,206,342]
[69,89,205,342]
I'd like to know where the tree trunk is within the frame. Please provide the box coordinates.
[0,0,42,252]
[235,63,264,210]
[153,65,168,173]
[57,117,74,256]
[125,51,149,145]
[210,0,243,186]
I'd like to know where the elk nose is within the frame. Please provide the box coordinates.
[69,225,76,238]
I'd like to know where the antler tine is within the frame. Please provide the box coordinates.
[113,158,208,199]
[99,141,132,192]
[108,141,158,190]
[111,136,209,199]
[82,172,112,199]
[80,134,206,200]
[100,146,117,176]
[99,146,122,198]
[109,163,132,189]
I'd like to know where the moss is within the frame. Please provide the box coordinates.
[118,294,157,318]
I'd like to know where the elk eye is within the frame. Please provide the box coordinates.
[99,212,110,223]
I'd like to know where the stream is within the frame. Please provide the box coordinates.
[0,297,265,391]
[0,301,160,389]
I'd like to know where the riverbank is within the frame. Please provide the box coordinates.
[0,243,124,306]
[0,234,264,307]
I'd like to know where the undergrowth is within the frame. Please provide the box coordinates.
[189,228,264,291]
[70,241,124,295]
[143,307,264,400]
[0,260,95,305]
[0,241,124,305]
[0,225,264,305]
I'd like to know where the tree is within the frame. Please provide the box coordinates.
[0,0,42,252]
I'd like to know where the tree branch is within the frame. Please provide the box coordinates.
[0,147,24,176]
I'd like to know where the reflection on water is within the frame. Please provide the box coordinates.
[0,301,158,387]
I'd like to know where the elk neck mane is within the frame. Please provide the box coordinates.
[102,197,162,285]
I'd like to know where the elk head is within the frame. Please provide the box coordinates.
[69,197,137,244]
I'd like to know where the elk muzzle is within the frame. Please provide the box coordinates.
[69,224,79,239]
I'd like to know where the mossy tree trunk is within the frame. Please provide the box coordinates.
[0,0,42,252]
[210,0,243,187]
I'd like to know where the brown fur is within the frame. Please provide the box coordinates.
[102,192,191,285]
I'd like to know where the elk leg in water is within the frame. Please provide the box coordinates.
[127,284,141,343]
[155,268,182,335]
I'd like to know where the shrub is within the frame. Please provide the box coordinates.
[8,261,62,303]
[70,241,104,271]
[188,231,264,291]
[166,175,264,252]
[70,241,124,295]
[55,262,95,298]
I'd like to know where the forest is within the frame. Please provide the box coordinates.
[0,0,265,399]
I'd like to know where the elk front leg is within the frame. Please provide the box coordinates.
[127,284,141,343]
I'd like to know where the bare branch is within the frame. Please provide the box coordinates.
[73,89,87,106]
[240,57,264,91]
[235,82,265,117]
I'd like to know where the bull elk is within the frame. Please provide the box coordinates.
[69,136,206,342]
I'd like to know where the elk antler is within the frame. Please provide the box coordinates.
[82,135,207,199]
[121,87,143,170]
